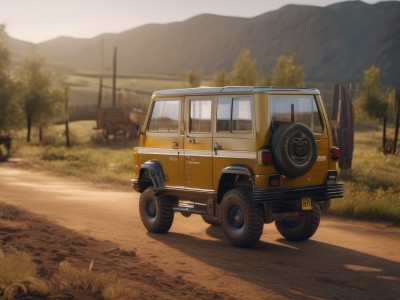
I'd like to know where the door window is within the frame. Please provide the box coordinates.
[190,99,212,133]
[148,100,180,133]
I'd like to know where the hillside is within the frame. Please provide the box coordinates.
[7,0,400,86]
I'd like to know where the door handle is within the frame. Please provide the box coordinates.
[214,143,222,155]
[172,142,179,149]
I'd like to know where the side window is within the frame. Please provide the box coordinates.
[232,97,252,132]
[148,100,180,133]
[190,99,212,133]
[217,96,253,133]
[217,98,231,132]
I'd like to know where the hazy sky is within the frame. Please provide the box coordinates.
[0,0,392,43]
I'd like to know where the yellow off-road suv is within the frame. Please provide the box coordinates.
[131,87,343,247]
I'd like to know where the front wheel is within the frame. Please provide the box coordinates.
[220,187,264,247]
[139,187,174,233]
[275,206,320,241]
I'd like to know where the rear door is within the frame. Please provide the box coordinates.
[270,95,328,172]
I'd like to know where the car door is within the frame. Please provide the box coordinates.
[213,95,256,187]
[141,98,184,187]
[184,97,213,190]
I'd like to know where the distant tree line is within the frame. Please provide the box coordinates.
[185,48,305,88]
[185,48,391,125]
[0,25,65,143]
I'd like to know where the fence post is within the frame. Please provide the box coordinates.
[393,89,400,154]
[65,87,71,148]
[383,116,387,154]
[331,84,355,170]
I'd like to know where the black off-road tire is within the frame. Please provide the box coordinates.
[220,187,264,247]
[275,207,320,241]
[201,214,221,227]
[139,187,174,233]
[271,123,317,177]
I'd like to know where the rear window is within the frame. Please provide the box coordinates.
[270,95,323,134]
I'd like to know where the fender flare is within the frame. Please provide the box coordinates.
[139,160,165,190]
[217,165,254,203]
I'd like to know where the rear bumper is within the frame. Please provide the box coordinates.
[253,183,343,203]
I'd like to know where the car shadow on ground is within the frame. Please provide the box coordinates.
[148,226,400,300]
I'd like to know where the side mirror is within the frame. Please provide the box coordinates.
[135,124,143,138]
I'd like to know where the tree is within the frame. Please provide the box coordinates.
[270,54,305,87]
[211,70,230,87]
[229,49,259,85]
[185,70,202,88]
[0,25,22,131]
[20,52,64,142]
[359,66,387,121]
[0,25,9,73]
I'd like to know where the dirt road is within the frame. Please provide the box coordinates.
[0,165,399,299]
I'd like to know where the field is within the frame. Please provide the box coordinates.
[65,73,185,105]
[331,125,400,224]
[10,120,400,226]
[63,72,210,121]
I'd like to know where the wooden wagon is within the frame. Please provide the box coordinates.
[94,107,141,140]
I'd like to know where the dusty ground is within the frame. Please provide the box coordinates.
[0,162,399,299]
[0,202,227,299]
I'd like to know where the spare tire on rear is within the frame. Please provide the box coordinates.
[271,123,317,177]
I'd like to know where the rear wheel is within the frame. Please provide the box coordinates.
[275,207,320,241]
[220,187,264,247]
[139,187,174,233]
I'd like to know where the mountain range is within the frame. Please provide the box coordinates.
[7,0,400,87]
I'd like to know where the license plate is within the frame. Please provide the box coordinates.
[301,197,312,210]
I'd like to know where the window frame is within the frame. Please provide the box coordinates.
[215,95,254,137]
[147,98,181,135]
[189,98,213,134]
[269,95,325,135]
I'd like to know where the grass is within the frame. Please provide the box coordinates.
[0,249,50,299]
[0,249,137,299]
[10,120,400,225]
[330,126,400,225]
[53,260,138,299]
[13,121,135,189]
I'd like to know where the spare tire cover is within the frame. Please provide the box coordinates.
[271,123,317,177]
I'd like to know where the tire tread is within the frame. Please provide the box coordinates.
[221,187,264,247]
[139,187,174,233]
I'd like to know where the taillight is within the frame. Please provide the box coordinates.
[261,150,273,164]
[331,146,340,160]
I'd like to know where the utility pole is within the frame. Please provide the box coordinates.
[393,89,400,154]
[112,46,117,109]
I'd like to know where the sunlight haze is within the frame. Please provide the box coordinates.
[0,0,390,43]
